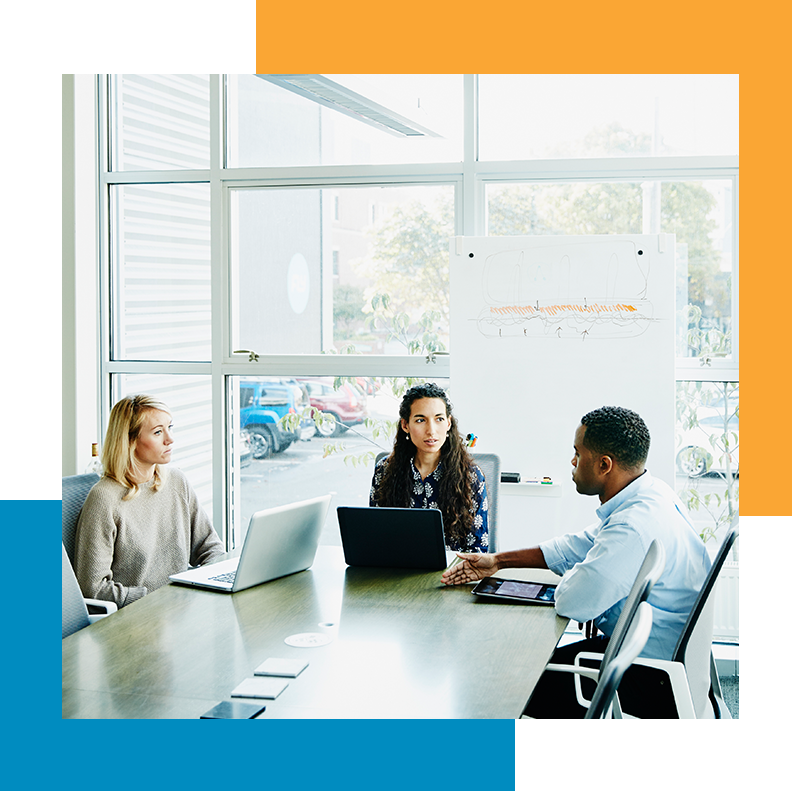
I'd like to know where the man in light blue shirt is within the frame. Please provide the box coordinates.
[442,405,711,717]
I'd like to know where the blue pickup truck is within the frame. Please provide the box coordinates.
[240,378,309,459]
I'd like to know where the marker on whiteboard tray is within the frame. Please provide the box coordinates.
[541,476,553,484]
[465,434,477,448]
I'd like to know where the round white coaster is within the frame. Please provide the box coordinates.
[284,632,333,647]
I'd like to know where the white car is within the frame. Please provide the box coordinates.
[676,411,739,477]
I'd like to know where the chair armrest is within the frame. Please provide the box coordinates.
[543,662,600,682]
[85,598,118,620]
[543,652,605,712]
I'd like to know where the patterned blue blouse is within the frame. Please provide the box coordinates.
[369,456,490,552]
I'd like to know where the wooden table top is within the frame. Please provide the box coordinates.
[62,547,567,719]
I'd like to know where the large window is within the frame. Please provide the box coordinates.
[110,182,212,362]
[109,74,211,171]
[229,184,454,356]
[99,74,738,547]
[478,74,738,161]
[111,373,213,513]
[228,375,449,548]
[226,74,463,168]
[486,178,735,361]
[484,177,738,536]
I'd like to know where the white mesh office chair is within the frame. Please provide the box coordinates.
[61,473,116,634]
[468,452,500,552]
[585,602,653,719]
[62,473,101,565]
[62,543,116,638]
[629,518,739,718]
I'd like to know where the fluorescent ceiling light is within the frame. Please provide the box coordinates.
[255,74,442,138]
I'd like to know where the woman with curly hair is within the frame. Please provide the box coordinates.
[369,382,489,552]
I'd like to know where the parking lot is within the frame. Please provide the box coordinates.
[239,390,396,545]
[238,396,737,549]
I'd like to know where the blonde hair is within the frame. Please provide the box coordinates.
[102,394,171,500]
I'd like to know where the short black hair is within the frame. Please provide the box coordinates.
[580,406,650,470]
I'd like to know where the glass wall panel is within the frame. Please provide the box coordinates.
[675,381,739,543]
[97,73,739,562]
[226,74,463,167]
[229,375,450,548]
[230,184,454,355]
[485,179,734,360]
[110,183,212,361]
[111,373,213,520]
[479,74,738,161]
[109,74,211,171]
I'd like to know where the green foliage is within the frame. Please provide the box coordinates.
[544,121,653,159]
[356,196,454,326]
[488,126,731,357]
[343,450,377,469]
[281,361,440,468]
[312,122,737,534]
[487,185,552,236]
[676,378,739,542]
[662,182,730,334]
[310,374,434,467]
[683,304,731,361]
[280,406,337,437]
[365,293,446,356]
[318,440,376,469]
[333,284,366,340]
[580,122,653,157]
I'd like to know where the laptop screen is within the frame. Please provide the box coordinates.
[337,506,449,569]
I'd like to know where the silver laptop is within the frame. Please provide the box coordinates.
[169,494,332,592]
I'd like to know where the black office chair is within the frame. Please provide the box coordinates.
[373,451,500,551]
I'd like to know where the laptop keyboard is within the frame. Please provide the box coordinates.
[209,571,236,584]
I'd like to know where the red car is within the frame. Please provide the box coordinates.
[298,378,368,437]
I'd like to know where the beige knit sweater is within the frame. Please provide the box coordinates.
[74,466,225,608]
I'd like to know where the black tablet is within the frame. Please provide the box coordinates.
[471,577,556,605]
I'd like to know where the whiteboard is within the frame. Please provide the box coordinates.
[449,235,675,544]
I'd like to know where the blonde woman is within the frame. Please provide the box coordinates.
[74,395,224,608]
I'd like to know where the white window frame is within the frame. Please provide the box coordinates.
[95,74,738,545]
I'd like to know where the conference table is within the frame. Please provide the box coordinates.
[62,547,568,719]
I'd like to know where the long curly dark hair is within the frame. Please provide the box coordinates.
[374,383,477,547]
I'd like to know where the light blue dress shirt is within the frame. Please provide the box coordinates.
[539,471,711,660]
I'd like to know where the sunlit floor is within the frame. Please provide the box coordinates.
[720,674,739,718]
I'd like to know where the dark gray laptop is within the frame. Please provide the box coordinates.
[337,506,453,569]
[169,494,331,592]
